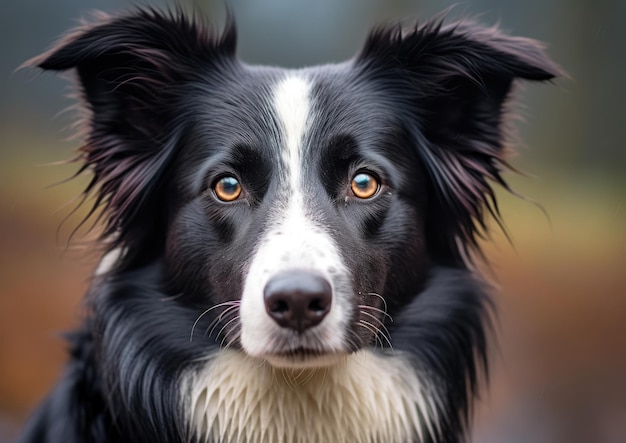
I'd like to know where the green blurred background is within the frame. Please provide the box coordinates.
[1,0,624,441]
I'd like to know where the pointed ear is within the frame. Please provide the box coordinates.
[24,8,236,260]
[27,9,236,135]
[357,19,564,263]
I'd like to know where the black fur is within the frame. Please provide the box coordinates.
[20,8,561,443]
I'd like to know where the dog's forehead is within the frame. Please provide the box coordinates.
[185,63,404,194]
[197,64,393,142]
[268,69,384,181]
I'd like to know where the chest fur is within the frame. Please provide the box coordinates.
[186,350,438,443]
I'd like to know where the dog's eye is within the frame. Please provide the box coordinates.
[213,176,242,202]
[351,172,379,199]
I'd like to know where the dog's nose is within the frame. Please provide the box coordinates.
[263,271,332,333]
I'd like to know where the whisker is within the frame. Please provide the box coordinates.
[360,318,394,351]
[358,320,384,349]
[223,326,241,351]
[216,316,241,345]
[360,310,393,339]
[206,305,240,338]
[190,300,240,342]
[358,304,393,322]
[366,292,388,314]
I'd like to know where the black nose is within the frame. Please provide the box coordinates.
[263,271,332,333]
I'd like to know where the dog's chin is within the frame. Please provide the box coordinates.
[262,349,348,369]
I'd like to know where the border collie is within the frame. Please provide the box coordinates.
[19,8,561,443]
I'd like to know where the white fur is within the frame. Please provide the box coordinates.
[187,350,439,443]
[273,75,310,189]
[239,74,352,364]
[94,248,123,276]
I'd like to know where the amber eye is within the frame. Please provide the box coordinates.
[351,172,379,199]
[213,176,242,202]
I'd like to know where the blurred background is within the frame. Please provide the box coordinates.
[1,0,624,441]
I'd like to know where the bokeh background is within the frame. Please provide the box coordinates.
[1,0,624,441]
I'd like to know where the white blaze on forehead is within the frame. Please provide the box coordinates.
[272,74,311,187]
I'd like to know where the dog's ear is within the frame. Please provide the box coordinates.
[357,19,563,263]
[25,9,236,261]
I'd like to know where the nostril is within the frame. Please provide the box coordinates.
[308,297,329,314]
[270,299,289,314]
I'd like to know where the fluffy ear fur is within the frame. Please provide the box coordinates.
[25,9,236,265]
[357,19,564,264]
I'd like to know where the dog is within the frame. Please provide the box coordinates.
[19,7,561,443]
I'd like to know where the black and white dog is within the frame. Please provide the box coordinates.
[20,8,561,443]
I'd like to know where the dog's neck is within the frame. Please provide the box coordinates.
[186,349,439,443]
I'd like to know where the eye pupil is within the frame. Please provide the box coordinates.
[221,177,238,192]
[351,172,379,199]
[354,175,370,189]
[214,176,242,202]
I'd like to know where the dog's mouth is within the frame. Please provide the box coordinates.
[277,347,324,359]
[263,347,346,368]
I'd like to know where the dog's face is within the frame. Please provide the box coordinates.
[165,69,430,367]
[30,12,560,369]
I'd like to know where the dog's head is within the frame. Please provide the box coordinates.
[29,10,560,368]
